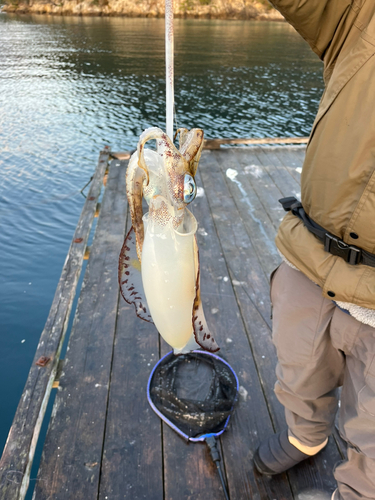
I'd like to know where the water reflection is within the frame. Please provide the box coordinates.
[0,14,323,454]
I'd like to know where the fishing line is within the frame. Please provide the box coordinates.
[165,0,174,140]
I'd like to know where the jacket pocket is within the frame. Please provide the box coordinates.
[358,354,375,417]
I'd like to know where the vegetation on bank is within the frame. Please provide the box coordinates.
[1,0,283,20]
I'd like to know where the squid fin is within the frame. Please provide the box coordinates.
[192,236,220,353]
[118,226,153,323]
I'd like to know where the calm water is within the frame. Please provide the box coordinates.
[0,12,323,481]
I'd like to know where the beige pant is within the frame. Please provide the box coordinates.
[271,263,375,500]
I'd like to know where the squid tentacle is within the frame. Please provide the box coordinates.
[126,154,146,263]
[137,127,174,185]
[178,129,204,177]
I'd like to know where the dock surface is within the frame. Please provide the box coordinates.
[1,146,346,500]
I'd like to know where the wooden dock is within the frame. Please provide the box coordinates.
[0,144,346,500]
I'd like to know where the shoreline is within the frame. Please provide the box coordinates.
[1,1,284,20]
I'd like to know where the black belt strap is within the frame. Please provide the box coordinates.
[279,197,375,268]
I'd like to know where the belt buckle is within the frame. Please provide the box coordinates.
[324,234,362,265]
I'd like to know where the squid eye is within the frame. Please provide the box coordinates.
[183,174,197,204]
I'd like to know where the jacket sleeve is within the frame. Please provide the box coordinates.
[269,0,358,60]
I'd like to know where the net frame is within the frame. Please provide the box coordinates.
[147,350,239,442]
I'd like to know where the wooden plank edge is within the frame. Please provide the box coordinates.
[204,137,309,149]
[18,335,66,500]
[0,148,111,500]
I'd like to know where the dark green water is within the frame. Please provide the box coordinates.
[0,13,323,492]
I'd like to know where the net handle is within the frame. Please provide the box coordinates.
[165,0,174,140]
[205,436,230,500]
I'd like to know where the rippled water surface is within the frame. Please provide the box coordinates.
[0,12,323,468]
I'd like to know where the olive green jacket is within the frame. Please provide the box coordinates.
[271,0,375,309]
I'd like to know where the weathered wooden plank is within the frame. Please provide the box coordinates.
[163,424,225,500]
[232,148,286,230]
[201,150,341,497]
[0,148,110,500]
[98,210,164,500]
[211,149,280,278]
[272,147,303,184]
[284,148,304,186]
[204,151,274,330]
[255,147,301,199]
[290,147,306,168]
[33,160,127,500]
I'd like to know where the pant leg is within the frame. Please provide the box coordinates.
[271,262,345,446]
[330,308,375,500]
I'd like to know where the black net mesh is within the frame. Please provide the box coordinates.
[149,351,238,439]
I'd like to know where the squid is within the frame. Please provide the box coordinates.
[118,126,219,354]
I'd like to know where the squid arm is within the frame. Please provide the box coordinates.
[175,128,204,177]
[126,158,146,263]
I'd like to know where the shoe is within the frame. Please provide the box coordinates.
[253,429,311,475]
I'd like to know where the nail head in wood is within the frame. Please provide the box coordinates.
[36,356,51,367]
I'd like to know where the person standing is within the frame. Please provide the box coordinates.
[253,2,375,499]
